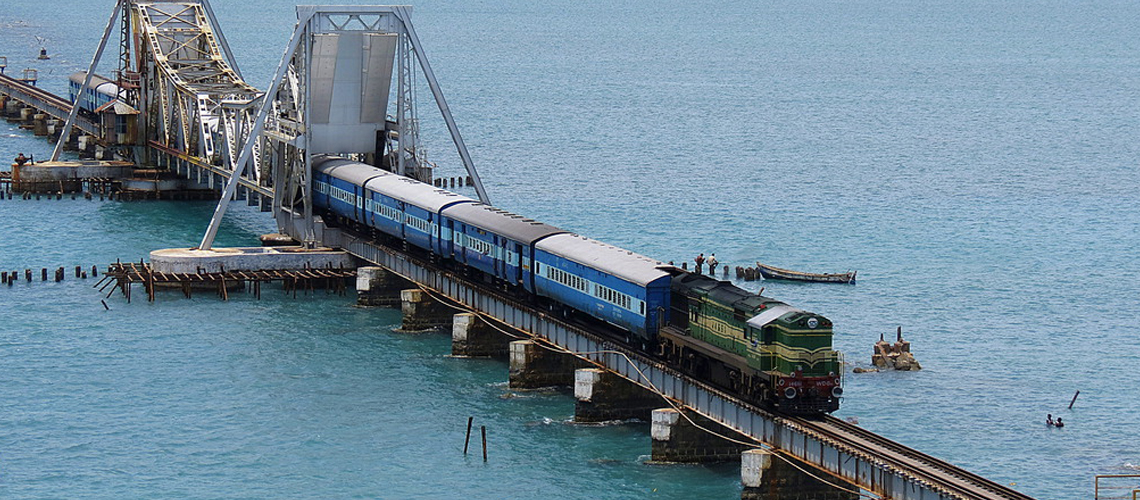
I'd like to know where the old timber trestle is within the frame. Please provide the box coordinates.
[295,224,1033,500]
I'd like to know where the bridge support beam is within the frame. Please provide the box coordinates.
[356,266,411,307]
[651,408,749,463]
[399,288,451,331]
[509,339,582,389]
[741,449,859,500]
[574,368,661,423]
[452,313,512,358]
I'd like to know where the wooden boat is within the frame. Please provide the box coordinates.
[755,262,856,284]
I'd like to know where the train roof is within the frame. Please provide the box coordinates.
[536,233,670,286]
[443,203,566,243]
[313,155,391,186]
[672,272,784,312]
[69,72,115,87]
[367,175,476,213]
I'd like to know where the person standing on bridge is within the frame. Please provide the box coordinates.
[708,254,718,275]
[695,253,705,274]
[14,153,28,167]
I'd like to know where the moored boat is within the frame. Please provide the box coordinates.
[755,262,856,284]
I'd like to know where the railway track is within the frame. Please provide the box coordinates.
[340,230,1034,500]
[790,415,1035,500]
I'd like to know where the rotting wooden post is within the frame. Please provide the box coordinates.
[41,268,47,281]
[463,417,473,455]
[481,426,487,462]
[1069,391,1080,409]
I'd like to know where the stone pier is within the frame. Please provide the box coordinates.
[508,339,584,389]
[400,288,452,331]
[356,266,412,307]
[574,368,663,423]
[452,313,512,358]
[741,449,859,500]
[650,408,750,463]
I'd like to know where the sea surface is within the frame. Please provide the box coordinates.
[2,1,1139,499]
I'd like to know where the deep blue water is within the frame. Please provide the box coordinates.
[3,1,1139,499]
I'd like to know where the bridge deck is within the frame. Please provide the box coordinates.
[0,73,101,137]
[306,222,1033,500]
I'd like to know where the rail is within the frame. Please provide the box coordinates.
[315,225,1035,500]
[0,72,101,136]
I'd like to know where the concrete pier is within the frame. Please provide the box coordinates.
[150,246,354,273]
[508,339,583,389]
[574,368,662,423]
[451,312,512,358]
[399,289,452,331]
[650,408,750,463]
[741,449,858,500]
[356,266,412,307]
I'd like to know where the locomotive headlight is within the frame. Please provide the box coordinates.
[784,387,797,399]
[806,317,819,329]
[831,387,844,398]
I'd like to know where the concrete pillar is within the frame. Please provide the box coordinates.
[452,313,512,358]
[399,288,451,331]
[19,106,33,121]
[32,113,47,136]
[741,448,858,500]
[650,408,749,463]
[508,339,583,389]
[574,368,662,423]
[356,266,410,307]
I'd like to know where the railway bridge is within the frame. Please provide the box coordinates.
[35,2,1035,499]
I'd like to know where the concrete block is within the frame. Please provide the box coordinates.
[651,408,750,463]
[740,449,859,500]
[508,340,583,389]
[356,266,410,307]
[400,288,451,331]
[452,313,511,358]
[574,368,662,423]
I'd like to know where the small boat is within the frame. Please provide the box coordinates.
[755,262,856,284]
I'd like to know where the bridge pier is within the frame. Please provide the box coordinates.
[651,408,750,463]
[452,312,512,358]
[508,339,583,389]
[32,113,48,136]
[399,288,451,331]
[741,449,859,500]
[356,266,411,306]
[574,368,662,423]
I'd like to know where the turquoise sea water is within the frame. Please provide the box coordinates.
[2,1,1139,498]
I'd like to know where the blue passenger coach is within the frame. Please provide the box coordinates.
[441,203,565,292]
[313,156,390,225]
[534,234,672,340]
[365,176,475,252]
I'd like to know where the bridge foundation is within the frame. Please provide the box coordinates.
[400,288,451,331]
[452,312,512,358]
[741,449,859,500]
[508,339,582,389]
[574,368,661,423]
[356,266,411,307]
[651,408,750,463]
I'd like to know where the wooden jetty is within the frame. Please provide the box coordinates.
[97,261,355,302]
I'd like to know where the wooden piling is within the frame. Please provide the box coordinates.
[463,417,473,455]
[481,425,487,462]
[1068,391,1080,409]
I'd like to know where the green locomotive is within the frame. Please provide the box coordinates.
[661,272,842,415]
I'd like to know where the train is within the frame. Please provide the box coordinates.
[68,72,119,114]
[312,155,842,415]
